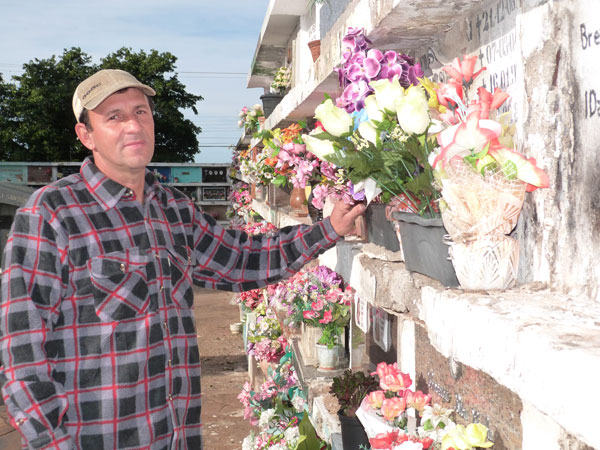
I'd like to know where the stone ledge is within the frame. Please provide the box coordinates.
[418,286,600,449]
[319,244,600,448]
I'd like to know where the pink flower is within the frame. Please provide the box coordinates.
[311,184,330,209]
[319,310,333,324]
[405,390,431,412]
[311,299,324,311]
[442,55,486,84]
[365,390,386,409]
[436,80,463,108]
[371,362,413,392]
[380,396,406,421]
[303,310,318,320]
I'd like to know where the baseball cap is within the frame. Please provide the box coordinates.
[72,69,156,121]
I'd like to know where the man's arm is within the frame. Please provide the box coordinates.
[0,210,74,449]
[190,199,365,292]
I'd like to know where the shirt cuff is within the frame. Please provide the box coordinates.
[320,217,342,243]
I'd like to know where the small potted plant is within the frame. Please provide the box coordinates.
[330,369,379,450]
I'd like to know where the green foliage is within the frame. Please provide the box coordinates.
[329,369,379,417]
[0,47,203,162]
[296,412,330,450]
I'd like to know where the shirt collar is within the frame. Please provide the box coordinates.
[80,157,166,210]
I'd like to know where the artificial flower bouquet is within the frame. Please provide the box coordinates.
[430,55,550,289]
[227,182,253,222]
[285,265,352,349]
[303,27,440,216]
[239,103,265,135]
[356,362,494,450]
[271,66,292,95]
[246,299,287,363]
[239,350,330,450]
[256,122,334,191]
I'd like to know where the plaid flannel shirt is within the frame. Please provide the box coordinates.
[0,157,340,450]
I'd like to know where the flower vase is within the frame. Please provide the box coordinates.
[307,40,321,62]
[316,343,342,371]
[299,323,322,365]
[290,187,308,217]
[255,184,266,202]
[449,234,520,290]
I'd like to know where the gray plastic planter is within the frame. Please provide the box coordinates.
[391,211,459,287]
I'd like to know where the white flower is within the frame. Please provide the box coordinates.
[370,76,404,113]
[358,121,378,145]
[314,99,353,137]
[284,426,300,447]
[291,393,306,412]
[395,85,430,135]
[421,404,454,429]
[242,434,255,450]
[258,408,276,427]
[364,94,384,122]
[303,133,336,160]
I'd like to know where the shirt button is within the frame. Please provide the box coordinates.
[120,263,126,272]
[160,285,164,292]
[16,418,26,426]
[167,359,172,367]
[154,252,160,259]
[125,189,133,197]
[167,394,173,401]
[163,321,168,331]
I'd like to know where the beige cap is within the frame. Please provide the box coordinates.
[72,69,156,121]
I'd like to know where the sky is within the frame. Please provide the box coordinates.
[0,0,270,163]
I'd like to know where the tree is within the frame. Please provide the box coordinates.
[0,47,203,162]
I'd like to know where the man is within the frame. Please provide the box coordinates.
[0,69,364,450]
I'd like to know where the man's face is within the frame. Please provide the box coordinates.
[76,88,155,178]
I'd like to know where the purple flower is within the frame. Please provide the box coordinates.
[342,27,371,54]
[364,49,383,79]
[314,265,342,287]
[337,80,371,113]
[348,181,366,202]
[379,50,404,80]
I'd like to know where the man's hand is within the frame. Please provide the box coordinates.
[329,199,366,236]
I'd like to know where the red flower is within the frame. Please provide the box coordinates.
[319,310,333,324]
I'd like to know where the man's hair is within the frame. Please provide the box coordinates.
[79,88,155,130]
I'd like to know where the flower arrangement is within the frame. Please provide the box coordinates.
[356,362,494,450]
[429,55,550,289]
[239,349,330,450]
[227,182,253,222]
[256,122,332,190]
[285,265,352,348]
[334,27,423,113]
[303,82,441,216]
[246,299,287,363]
[271,66,292,95]
[239,103,265,134]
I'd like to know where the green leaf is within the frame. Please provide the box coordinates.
[296,412,323,450]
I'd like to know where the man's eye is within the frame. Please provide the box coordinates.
[108,115,118,121]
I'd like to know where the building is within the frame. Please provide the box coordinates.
[239,1,600,449]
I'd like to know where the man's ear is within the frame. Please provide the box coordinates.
[75,123,95,151]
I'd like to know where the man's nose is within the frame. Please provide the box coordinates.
[125,114,143,131]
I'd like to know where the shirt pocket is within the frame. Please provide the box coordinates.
[167,245,195,309]
[87,248,153,321]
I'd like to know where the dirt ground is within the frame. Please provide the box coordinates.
[0,287,251,449]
